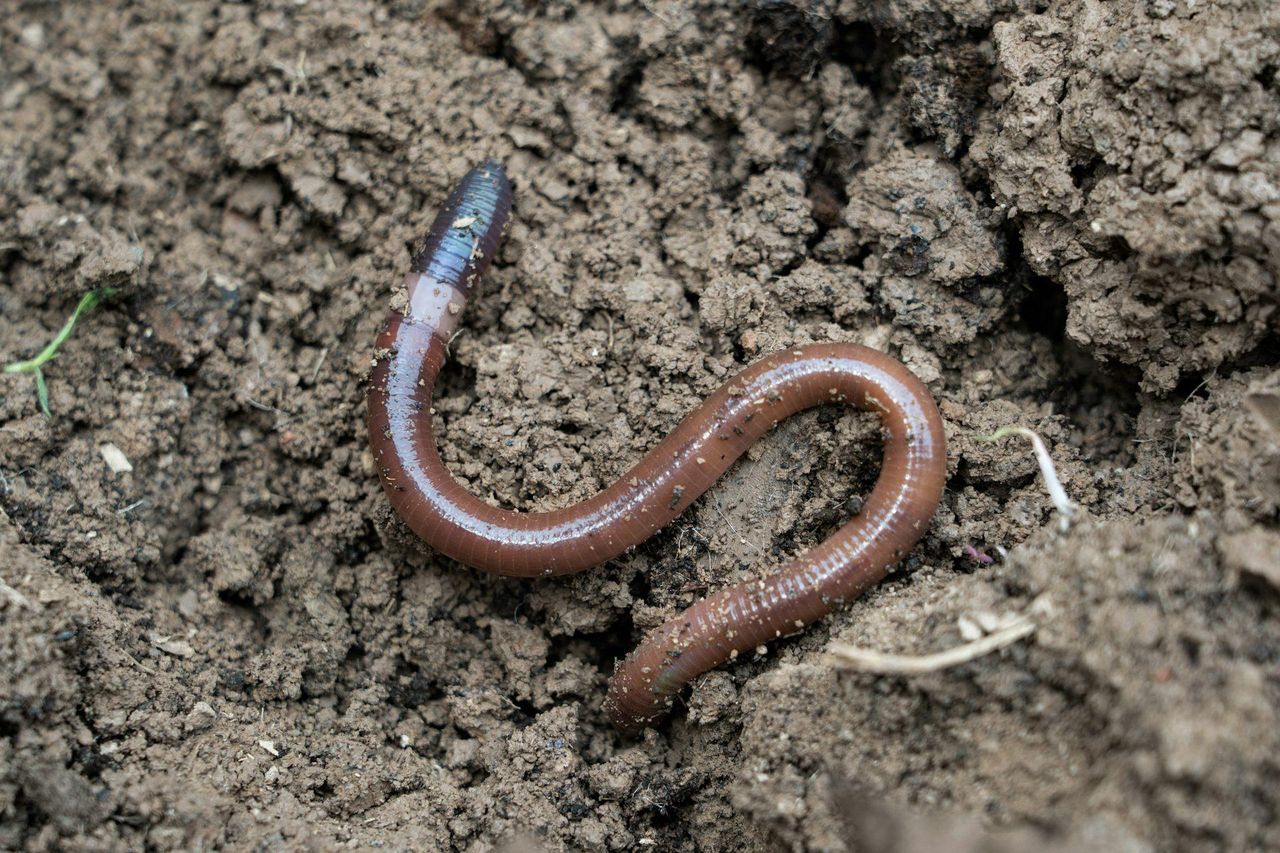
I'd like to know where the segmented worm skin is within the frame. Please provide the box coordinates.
[367,160,948,735]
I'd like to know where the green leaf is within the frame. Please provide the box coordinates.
[3,287,118,417]
[35,369,49,417]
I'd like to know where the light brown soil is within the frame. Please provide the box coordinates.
[2,1,1278,850]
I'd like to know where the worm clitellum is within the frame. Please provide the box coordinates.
[367,160,948,734]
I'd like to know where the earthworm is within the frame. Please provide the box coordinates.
[367,160,948,735]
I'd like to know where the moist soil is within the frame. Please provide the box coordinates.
[2,1,1279,851]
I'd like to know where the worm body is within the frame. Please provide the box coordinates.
[367,161,948,734]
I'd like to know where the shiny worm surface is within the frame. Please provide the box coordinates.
[367,160,949,734]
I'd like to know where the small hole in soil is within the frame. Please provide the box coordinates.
[512,697,538,723]
[831,21,882,79]
[1180,635,1202,665]
[808,143,849,233]
[1174,372,1213,401]
[387,662,444,708]
[1256,64,1276,89]
[1018,272,1068,341]
[581,609,638,679]
[608,46,644,116]
[1069,156,1105,192]
[216,588,257,609]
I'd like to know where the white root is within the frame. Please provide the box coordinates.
[980,425,1078,532]
[827,616,1036,675]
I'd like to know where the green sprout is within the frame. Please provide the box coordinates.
[3,287,117,416]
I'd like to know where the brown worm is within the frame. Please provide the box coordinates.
[367,161,948,734]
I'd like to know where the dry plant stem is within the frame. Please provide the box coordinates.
[979,425,1077,532]
[828,616,1036,674]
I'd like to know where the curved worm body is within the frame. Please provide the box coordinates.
[367,161,948,734]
